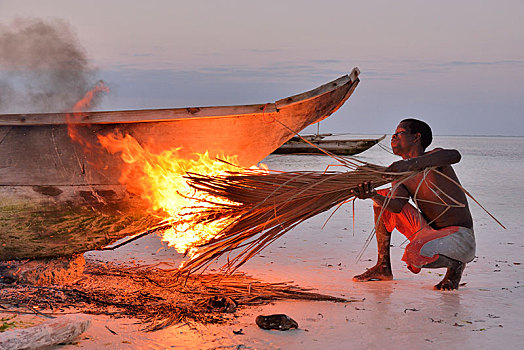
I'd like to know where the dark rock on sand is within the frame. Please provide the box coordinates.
[255,314,298,330]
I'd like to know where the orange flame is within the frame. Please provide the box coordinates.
[98,131,253,255]
[66,80,109,151]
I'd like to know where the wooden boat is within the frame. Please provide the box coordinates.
[0,68,360,260]
[273,134,386,155]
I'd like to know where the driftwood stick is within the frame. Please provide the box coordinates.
[0,314,90,350]
[101,222,172,250]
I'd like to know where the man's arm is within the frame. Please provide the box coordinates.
[386,148,461,173]
[351,181,409,213]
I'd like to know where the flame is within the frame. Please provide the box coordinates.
[68,82,262,257]
[66,80,109,152]
[98,131,261,256]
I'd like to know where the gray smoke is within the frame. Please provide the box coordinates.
[0,18,102,113]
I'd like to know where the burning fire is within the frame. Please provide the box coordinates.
[98,131,252,255]
[66,81,109,150]
[68,83,264,257]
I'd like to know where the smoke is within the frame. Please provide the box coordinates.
[0,18,103,113]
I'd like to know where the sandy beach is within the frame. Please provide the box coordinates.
[2,135,523,349]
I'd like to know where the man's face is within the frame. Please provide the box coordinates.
[391,122,418,156]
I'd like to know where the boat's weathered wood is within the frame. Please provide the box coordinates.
[0,185,159,260]
[0,315,90,350]
[275,74,353,109]
[289,133,333,141]
[0,69,360,260]
[0,103,279,126]
[0,69,360,185]
[0,126,11,143]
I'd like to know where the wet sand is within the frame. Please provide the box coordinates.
[67,206,521,350]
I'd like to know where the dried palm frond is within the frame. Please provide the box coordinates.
[176,161,416,275]
[0,261,357,331]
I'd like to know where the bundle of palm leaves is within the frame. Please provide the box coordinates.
[176,157,417,275]
[174,147,505,276]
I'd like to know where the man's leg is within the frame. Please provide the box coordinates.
[353,206,393,282]
[423,255,465,290]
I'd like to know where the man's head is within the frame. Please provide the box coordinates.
[391,118,432,157]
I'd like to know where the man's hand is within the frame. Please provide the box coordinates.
[351,181,376,199]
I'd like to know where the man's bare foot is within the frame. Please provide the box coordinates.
[433,260,465,291]
[352,263,393,282]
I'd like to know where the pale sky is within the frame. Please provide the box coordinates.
[1,0,523,135]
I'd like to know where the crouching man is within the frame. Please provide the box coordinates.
[352,119,475,290]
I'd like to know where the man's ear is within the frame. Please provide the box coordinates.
[413,132,421,144]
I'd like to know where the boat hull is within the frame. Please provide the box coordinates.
[273,135,386,156]
[0,69,360,260]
